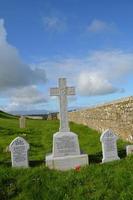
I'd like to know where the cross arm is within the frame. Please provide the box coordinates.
[66,87,75,95]
[50,88,60,96]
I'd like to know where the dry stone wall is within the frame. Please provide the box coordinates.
[68,96,133,141]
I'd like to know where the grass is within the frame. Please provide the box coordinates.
[0,111,17,119]
[0,118,127,163]
[0,157,133,200]
[0,112,132,200]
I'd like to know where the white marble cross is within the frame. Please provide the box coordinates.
[50,78,75,132]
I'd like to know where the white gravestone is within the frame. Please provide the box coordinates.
[126,145,133,155]
[19,116,26,128]
[9,137,29,167]
[100,129,120,163]
[46,78,88,170]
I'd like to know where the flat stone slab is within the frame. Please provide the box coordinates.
[46,154,88,171]
[126,145,133,155]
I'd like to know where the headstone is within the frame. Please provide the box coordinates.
[126,145,133,155]
[46,78,88,170]
[19,116,26,128]
[9,137,29,167]
[100,129,120,163]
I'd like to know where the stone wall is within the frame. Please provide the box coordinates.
[68,96,133,140]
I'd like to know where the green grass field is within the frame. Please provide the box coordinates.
[0,111,132,200]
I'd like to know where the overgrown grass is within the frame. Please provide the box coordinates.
[0,114,132,200]
[0,156,133,200]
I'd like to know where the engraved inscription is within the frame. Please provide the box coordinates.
[104,139,115,152]
[55,136,77,155]
[13,146,27,162]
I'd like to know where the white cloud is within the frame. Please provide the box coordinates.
[36,50,133,96]
[10,86,47,104]
[87,19,115,33]
[4,86,48,111]
[0,19,47,90]
[43,16,66,31]
[0,19,7,43]
[77,72,119,96]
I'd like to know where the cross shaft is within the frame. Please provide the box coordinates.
[50,78,75,132]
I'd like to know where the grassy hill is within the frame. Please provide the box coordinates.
[0,110,17,119]
[0,116,132,200]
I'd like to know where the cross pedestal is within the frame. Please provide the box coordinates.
[46,78,88,171]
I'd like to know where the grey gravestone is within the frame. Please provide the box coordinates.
[100,129,120,163]
[9,137,29,167]
[46,78,88,170]
[19,116,26,128]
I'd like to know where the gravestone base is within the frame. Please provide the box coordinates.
[102,156,120,163]
[46,154,88,171]
[46,131,88,170]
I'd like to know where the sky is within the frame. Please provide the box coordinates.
[0,0,133,113]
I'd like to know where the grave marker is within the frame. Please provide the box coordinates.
[46,78,88,170]
[19,116,26,128]
[126,145,133,155]
[100,129,120,163]
[9,137,29,167]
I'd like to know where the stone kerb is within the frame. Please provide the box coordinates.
[100,129,120,163]
[9,137,29,168]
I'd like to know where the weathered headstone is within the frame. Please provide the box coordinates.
[100,129,120,163]
[46,78,88,170]
[126,145,133,155]
[9,137,29,167]
[19,116,26,128]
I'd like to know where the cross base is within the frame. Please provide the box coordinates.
[46,154,88,171]
[45,131,89,170]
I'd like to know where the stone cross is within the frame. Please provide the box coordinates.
[50,78,75,132]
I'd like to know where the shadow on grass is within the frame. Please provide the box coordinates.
[0,160,45,168]
[89,148,126,164]
[89,152,102,164]
[0,149,127,167]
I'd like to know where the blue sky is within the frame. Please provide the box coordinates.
[0,0,133,113]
